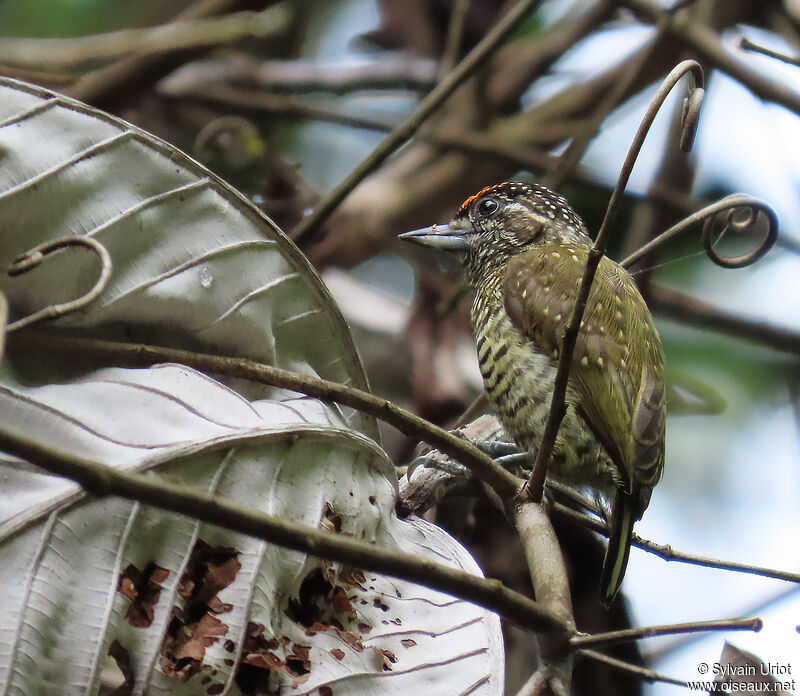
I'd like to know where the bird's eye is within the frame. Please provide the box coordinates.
[476,197,500,217]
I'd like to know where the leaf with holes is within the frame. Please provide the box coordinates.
[0,364,503,696]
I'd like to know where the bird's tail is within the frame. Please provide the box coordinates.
[599,491,635,607]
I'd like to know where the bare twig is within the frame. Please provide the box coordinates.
[0,64,78,85]
[738,36,800,67]
[290,0,543,246]
[519,60,704,502]
[0,7,289,69]
[160,83,402,132]
[570,617,762,650]
[617,0,800,117]
[577,649,689,688]
[544,30,665,189]
[66,0,266,105]
[649,284,800,356]
[551,499,800,583]
[7,333,522,500]
[636,533,800,583]
[5,237,112,332]
[160,56,438,95]
[439,0,471,79]
[645,585,800,662]
[0,429,568,637]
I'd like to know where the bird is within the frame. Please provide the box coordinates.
[400,181,665,606]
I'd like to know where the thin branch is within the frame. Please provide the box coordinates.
[66,0,264,105]
[645,585,800,663]
[7,333,522,500]
[635,533,800,583]
[544,27,666,189]
[439,0,471,80]
[160,56,438,95]
[0,63,78,85]
[0,429,569,637]
[649,284,800,356]
[577,649,689,688]
[617,0,800,118]
[159,83,402,132]
[0,8,289,69]
[570,617,762,650]
[290,0,544,246]
[738,36,800,67]
[551,499,800,583]
[519,60,704,502]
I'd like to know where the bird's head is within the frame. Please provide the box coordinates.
[400,181,591,283]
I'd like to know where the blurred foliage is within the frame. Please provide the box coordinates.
[0,0,194,37]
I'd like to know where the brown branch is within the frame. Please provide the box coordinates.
[159,83,401,132]
[0,8,289,69]
[551,500,800,583]
[512,501,575,693]
[570,617,762,650]
[636,531,800,583]
[617,0,800,118]
[160,55,438,95]
[0,63,78,86]
[7,332,521,500]
[577,649,689,688]
[544,26,666,189]
[649,284,800,355]
[738,36,800,67]
[66,0,273,107]
[159,80,717,230]
[439,0,471,79]
[0,429,568,637]
[289,0,544,246]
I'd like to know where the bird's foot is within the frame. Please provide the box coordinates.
[471,439,532,474]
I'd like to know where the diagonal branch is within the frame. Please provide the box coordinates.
[551,500,800,583]
[0,428,568,637]
[617,0,800,118]
[290,0,544,246]
[577,649,689,688]
[7,332,522,500]
[570,617,762,650]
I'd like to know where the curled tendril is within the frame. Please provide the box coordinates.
[620,195,778,270]
[6,236,112,332]
[595,60,705,247]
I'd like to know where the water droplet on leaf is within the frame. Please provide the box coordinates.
[199,266,214,288]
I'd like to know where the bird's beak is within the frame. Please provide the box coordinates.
[398,224,469,251]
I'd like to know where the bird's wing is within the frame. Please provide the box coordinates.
[503,245,664,503]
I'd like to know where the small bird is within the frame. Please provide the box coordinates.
[400,181,665,606]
